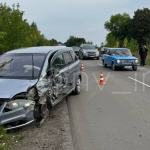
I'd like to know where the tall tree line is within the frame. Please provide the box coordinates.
[0,3,50,54]
[104,8,150,52]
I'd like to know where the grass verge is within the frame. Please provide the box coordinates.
[0,127,24,150]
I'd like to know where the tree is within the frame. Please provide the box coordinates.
[0,32,7,54]
[0,3,51,54]
[0,3,33,51]
[86,41,93,44]
[116,41,119,48]
[131,8,150,45]
[128,38,139,52]
[49,38,58,46]
[106,33,116,47]
[123,37,128,48]
[37,34,50,46]
[104,13,131,45]
[30,22,41,46]
[65,36,86,47]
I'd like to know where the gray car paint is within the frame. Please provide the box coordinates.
[0,79,37,99]
[0,46,81,129]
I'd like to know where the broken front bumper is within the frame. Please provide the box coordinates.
[0,100,35,130]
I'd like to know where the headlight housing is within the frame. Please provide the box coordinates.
[117,60,121,63]
[6,100,35,110]
[83,51,87,55]
[96,51,99,56]
[26,87,37,100]
[135,60,138,63]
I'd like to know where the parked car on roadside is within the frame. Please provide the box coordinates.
[99,47,109,57]
[72,46,80,56]
[0,46,82,130]
[79,44,99,60]
[101,48,139,71]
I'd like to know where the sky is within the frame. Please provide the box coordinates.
[1,0,150,46]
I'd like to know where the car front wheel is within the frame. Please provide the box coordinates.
[81,54,85,60]
[74,78,81,95]
[102,60,107,67]
[111,62,116,71]
[132,66,137,71]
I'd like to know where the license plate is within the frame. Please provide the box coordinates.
[125,66,131,68]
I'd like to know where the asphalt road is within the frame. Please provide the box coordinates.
[67,58,150,150]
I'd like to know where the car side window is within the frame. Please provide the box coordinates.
[52,54,65,69]
[108,50,111,55]
[107,50,110,55]
[70,50,78,62]
[63,52,72,65]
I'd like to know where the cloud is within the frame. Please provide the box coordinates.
[1,0,150,45]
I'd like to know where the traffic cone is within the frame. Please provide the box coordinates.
[99,71,105,85]
[81,63,85,72]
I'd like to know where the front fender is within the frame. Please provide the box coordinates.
[111,58,118,65]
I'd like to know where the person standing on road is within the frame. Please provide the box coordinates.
[139,45,147,66]
[144,45,148,64]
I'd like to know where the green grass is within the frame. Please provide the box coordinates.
[132,51,150,66]
[0,127,24,150]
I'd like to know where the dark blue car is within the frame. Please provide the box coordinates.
[102,48,139,71]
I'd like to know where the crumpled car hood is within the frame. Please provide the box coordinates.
[0,79,38,99]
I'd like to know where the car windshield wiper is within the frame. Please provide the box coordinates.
[0,59,13,68]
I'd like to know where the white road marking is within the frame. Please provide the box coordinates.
[98,63,103,66]
[128,77,150,88]
[112,92,131,94]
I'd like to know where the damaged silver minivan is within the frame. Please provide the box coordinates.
[0,46,82,129]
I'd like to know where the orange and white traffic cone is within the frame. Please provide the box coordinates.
[81,63,85,72]
[99,71,105,85]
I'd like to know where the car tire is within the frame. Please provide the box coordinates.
[132,66,137,71]
[97,57,99,60]
[74,78,81,95]
[111,62,116,71]
[34,104,49,122]
[79,54,81,59]
[81,54,84,60]
[102,60,107,67]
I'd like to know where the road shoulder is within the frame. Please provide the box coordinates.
[11,99,74,150]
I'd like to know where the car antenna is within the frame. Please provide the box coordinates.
[32,55,34,79]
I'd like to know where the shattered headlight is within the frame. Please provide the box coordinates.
[6,100,35,110]
[26,87,37,100]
